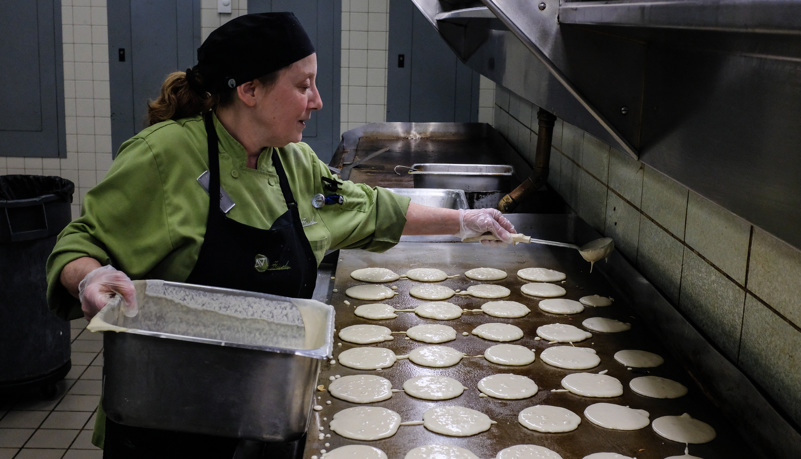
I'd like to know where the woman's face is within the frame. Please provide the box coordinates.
[254,53,323,147]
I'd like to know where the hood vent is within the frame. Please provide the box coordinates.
[413,0,801,251]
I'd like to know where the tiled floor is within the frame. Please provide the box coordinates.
[0,319,103,458]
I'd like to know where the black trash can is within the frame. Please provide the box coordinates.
[0,175,74,396]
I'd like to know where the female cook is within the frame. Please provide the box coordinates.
[46,12,514,458]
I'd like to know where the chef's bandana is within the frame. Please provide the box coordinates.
[194,12,315,93]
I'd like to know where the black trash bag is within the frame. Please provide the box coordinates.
[0,175,75,243]
[0,174,74,202]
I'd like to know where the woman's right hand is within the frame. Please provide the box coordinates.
[78,265,138,320]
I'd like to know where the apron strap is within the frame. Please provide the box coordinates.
[203,111,222,214]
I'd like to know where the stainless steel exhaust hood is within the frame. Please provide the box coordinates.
[413,0,801,252]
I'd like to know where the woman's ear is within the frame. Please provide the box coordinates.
[236,81,258,107]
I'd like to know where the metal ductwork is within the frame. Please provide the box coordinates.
[412,0,801,251]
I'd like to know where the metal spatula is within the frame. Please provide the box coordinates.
[465,233,615,267]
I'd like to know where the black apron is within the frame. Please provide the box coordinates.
[185,111,318,297]
[103,112,317,459]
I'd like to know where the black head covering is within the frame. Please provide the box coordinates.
[194,12,315,94]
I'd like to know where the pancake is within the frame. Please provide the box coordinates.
[582,317,631,333]
[338,324,393,344]
[518,405,581,433]
[354,303,398,320]
[414,302,463,320]
[406,324,457,343]
[477,374,538,400]
[652,413,716,444]
[472,323,524,342]
[328,375,393,404]
[329,406,401,441]
[464,267,507,281]
[484,344,536,366]
[584,403,650,430]
[540,346,600,370]
[404,268,449,282]
[405,445,479,459]
[480,300,530,318]
[350,267,400,283]
[423,406,495,437]
[629,376,688,399]
[403,375,466,401]
[338,347,397,370]
[463,284,511,299]
[579,294,613,307]
[517,267,566,282]
[408,345,465,368]
[521,282,567,298]
[614,350,664,368]
[322,445,388,459]
[561,373,623,398]
[497,445,562,459]
[539,298,584,315]
[345,285,398,301]
[537,323,592,343]
[409,284,456,300]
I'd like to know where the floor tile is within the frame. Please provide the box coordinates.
[26,428,79,448]
[0,448,16,459]
[42,411,92,429]
[80,367,102,380]
[65,448,103,458]
[0,410,48,429]
[70,352,98,367]
[15,448,65,459]
[55,395,98,412]
[68,380,102,396]
[0,428,34,448]
[71,339,103,353]
[72,429,97,450]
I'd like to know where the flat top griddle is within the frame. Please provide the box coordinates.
[303,238,755,458]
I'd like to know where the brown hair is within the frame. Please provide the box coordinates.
[146,69,280,126]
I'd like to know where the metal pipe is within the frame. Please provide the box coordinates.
[498,108,556,213]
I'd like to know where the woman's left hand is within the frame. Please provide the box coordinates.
[456,208,516,245]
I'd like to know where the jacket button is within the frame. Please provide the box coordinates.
[231,170,239,178]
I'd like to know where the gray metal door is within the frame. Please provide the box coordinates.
[387,0,479,122]
[249,0,342,162]
[108,0,200,155]
[0,0,65,158]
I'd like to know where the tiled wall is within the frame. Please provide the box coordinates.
[493,86,801,429]
[0,0,493,219]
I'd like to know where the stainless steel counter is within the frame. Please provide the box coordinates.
[301,214,787,458]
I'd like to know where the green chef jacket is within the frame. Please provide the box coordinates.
[46,113,410,320]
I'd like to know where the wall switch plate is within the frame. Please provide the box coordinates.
[218,0,232,14]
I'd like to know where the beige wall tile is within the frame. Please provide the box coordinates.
[576,169,607,232]
[749,228,801,328]
[679,249,746,361]
[581,133,610,184]
[637,216,683,304]
[740,294,801,427]
[608,147,643,208]
[685,191,751,285]
[605,193,640,263]
[641,165,688,239]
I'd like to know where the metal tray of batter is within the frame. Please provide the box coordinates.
[89,280,335,441]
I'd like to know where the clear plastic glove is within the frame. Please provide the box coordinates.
[78,265,138,320]
[456,208,516,246]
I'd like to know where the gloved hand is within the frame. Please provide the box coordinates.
[78,265,138,320]
[456,208,516,245]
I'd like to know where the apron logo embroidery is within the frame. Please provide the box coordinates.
[254,254,269,272]
[254,254,291,272]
